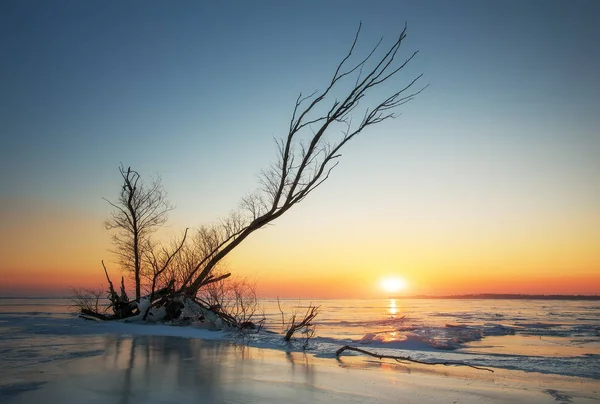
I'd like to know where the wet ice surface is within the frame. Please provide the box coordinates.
[3,334,600,404]
[0,313,227,374]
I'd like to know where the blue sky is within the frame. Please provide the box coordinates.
[1,1,599,295]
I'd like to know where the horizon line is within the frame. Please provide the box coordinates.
[1,293,600,300]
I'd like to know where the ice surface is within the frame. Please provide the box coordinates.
[5,338,599,404]
[1,297,599,380]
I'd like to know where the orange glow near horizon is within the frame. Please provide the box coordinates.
[0,197,599,298]
[1,228,599,298]
[1,265,599,298]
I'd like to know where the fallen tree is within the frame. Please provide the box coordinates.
[177,22,425,298]
[79,22,425,337]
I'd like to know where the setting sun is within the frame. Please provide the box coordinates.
[379,276,407,293]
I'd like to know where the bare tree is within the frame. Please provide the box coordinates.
[104,164,174,302]
[181,23,425,297]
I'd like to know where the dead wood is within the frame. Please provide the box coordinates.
[80,309,112,321]
[102,260,139,319]
[279,300,320,342]
[335,345,494,372]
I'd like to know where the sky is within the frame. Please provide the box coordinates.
[1,0,599,298]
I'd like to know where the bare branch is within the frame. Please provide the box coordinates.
[182,23,425,297]
[335,346,494,372]
[281,302,320,343]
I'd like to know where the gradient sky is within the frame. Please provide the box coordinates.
[1,1,599,297]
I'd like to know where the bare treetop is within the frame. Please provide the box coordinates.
[255,22,426,215]
[104,164,174,301]
[183,23,425,296]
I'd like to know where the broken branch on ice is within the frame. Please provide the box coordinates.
[335,345,494,372]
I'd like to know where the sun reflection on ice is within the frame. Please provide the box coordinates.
[388,298,398,316]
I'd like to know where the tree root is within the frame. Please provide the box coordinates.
[335,345,494,372]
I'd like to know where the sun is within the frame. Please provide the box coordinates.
[379,276,407,293]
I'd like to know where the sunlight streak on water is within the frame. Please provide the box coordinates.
[388,299,398,316]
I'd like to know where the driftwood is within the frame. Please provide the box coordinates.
[80,309,112,321]
[88,264,249,328]
[78,274,227,326]
[335,345,494,372]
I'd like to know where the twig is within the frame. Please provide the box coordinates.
[335,345,494,372]
[276,297,286,329]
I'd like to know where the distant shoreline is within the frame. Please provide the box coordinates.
[391,294,600,300]
[1,294,599,301]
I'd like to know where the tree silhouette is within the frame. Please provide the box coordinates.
[104,165,174,302]
[181,23,425,297]
[93,23,425,326]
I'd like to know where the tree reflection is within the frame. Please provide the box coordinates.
[102,335,226,403]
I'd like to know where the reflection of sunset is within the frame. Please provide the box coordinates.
[388,299,398,316]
